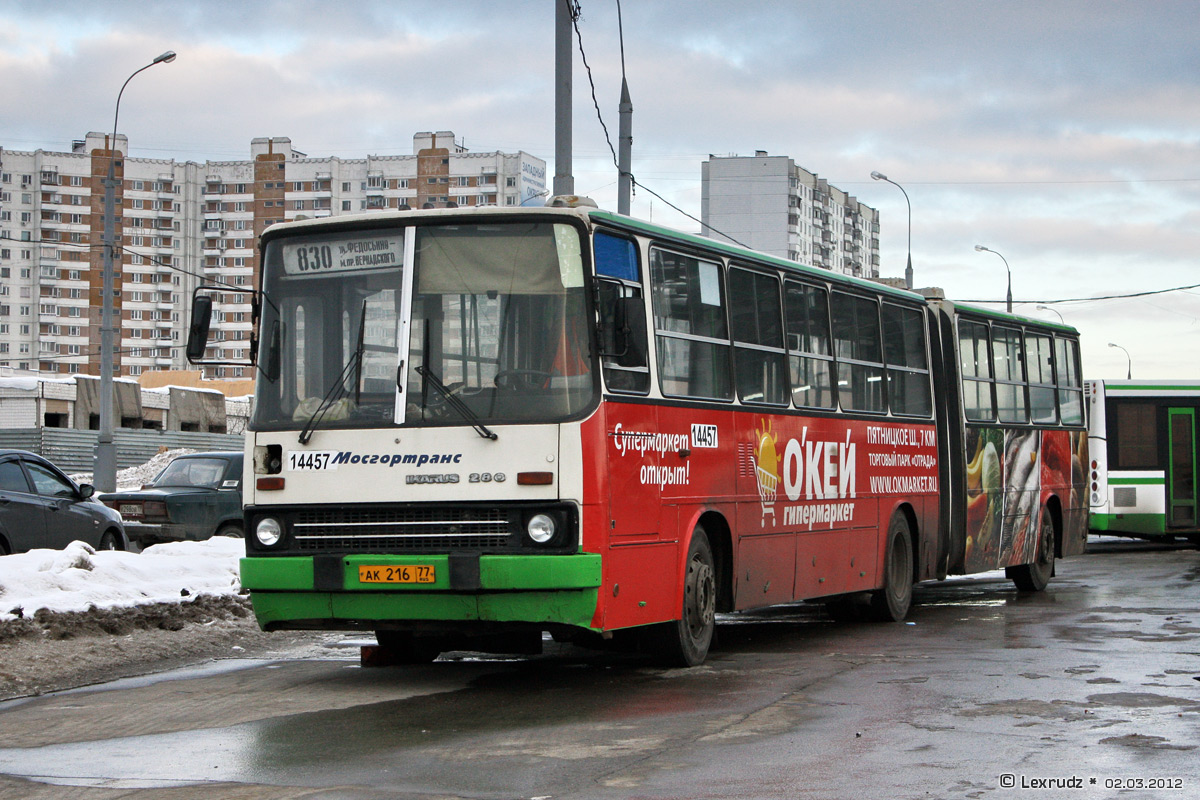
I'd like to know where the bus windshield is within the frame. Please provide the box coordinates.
[251,220,595,432]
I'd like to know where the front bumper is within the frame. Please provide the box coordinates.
[241,553,603,631]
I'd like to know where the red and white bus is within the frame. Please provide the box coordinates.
[187,199,1088,666]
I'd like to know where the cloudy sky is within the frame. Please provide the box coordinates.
[2,0,1197,380]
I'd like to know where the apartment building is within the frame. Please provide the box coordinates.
[700,152,881,279]
[0,131,546,379]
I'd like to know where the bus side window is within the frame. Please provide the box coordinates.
[830,291,886,413]
[882,303,932,417]
[958,319,994,421]
[650,248,732,401]
[594,232,649,394]
[729,266,787,406]
[1055,337,1083,425]
[784,281,835,409]
[1025,332,1056,423]
[992,325,1028,423]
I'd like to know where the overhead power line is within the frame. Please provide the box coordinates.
[959,282,1200,305]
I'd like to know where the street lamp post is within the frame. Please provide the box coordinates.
[95,50,176,493]
[1108,342,1132,380]
[870,171,912,290]
[1036,304,1064,324]
[974,244,1012,313]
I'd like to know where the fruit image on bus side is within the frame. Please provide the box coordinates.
[964,427,1003,568]
[1002,429,1041,563]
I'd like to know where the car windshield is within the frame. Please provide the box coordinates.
[153,458,228,489]
[250,219,596,432]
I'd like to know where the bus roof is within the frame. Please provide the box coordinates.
[258,204,1082,330]
[933,298,1080,335]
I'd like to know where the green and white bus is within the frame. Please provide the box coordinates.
[1086,379,1200,545]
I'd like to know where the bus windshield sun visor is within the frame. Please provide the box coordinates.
[416,366,498,441]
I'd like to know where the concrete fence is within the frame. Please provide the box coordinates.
[0,428,244,473]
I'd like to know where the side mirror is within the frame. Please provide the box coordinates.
[186,295,213,362]
[184,286,258,367]
[262,320,281,382]
[77,483,96,500]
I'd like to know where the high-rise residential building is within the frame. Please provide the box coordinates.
[700,152,881,279]
[0,131,546,379]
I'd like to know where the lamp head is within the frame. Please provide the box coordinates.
[154,51,177,64]
[1108,342,1118,349]
[974,245,989,253]
[870,171,886,181]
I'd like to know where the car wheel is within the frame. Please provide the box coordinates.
[98,531,121,551]
[217,523,245,538]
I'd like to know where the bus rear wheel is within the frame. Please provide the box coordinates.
[870,514,914,622]
[1008,512,1055,592]
[654,526,716,667]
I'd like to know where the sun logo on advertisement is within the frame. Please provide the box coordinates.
[754,420,780,527]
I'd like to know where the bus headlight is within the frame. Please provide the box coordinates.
[256,517,283,546]
[527,513,556,544]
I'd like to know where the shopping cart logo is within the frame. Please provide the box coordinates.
[754,420,780,527]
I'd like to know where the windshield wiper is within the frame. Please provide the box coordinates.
[298,301,367,445]
[416,366,498,441]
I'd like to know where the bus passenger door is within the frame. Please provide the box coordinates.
[606,402,663,539]
[1167,409,1197,529]
[602,401,682,629]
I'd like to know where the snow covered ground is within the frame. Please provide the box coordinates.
[0,538,243,622]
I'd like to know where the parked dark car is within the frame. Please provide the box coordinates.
[99,451,244,546]
[0,449,128,555]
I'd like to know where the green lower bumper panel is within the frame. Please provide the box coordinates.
[241,553,603,630]
[1090,513,1166,537]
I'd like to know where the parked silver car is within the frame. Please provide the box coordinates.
[0,450,128,554]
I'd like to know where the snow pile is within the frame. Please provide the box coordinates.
[71,448,197,491]
[0,537,243,622]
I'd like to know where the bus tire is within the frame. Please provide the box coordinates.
[870,514,914,622]
[1009,511,1055,592]
[654,526,716,667]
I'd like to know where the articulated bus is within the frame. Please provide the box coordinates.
[1086,380,1200,545]
[187,200,1088,666]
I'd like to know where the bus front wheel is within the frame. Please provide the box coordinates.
[870,514,914,622]
[654,526,716,667]
[1008,512,1055,592]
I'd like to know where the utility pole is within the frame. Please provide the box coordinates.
[553,0,575,198]
[95,50,176,492]
[617,77,633,214]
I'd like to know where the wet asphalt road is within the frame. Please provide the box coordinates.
[0,537,1197,800]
